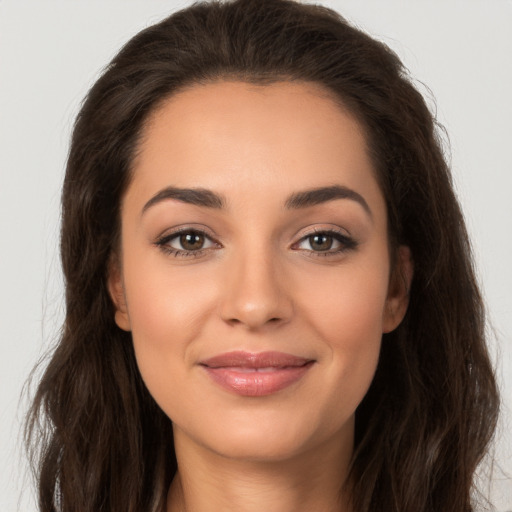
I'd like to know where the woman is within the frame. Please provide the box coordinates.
[25,0,500,511]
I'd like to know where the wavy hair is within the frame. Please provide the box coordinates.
[26,0,499,511]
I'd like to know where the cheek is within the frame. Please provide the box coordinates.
[300,257,390,343]
[120,254,218,401]
[297,259,389,401]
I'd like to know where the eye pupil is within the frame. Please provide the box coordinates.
[310,234,332,251]
[180,232,204,250]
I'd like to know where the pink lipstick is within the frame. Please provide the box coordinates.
[200,351,314,396]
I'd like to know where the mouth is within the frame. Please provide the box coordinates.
[199,351,315,397]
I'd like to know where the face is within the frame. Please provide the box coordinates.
[110,81,411,463]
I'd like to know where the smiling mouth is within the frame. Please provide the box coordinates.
[200,351,315,396]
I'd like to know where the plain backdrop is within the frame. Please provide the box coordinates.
[1,1,511,510]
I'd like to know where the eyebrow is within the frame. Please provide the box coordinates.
[285,185,372,218]
[142,186,225,214]
[141,184,371,218]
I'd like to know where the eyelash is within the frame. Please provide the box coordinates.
[154,229,220,258]
[154,228,358,258]
[292,228,358,257]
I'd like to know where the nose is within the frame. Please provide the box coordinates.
[219,248,293,330]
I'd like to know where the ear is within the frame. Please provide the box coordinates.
[107,254,131,332]
[382,245,414,333]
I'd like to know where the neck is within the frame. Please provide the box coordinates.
[166,426,354,512]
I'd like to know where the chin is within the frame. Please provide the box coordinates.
[206,427,313,463]
[178,405,354,464]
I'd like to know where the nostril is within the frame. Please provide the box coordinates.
[220,287,293,328]
[225,316,282,327]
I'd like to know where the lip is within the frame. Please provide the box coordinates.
[200,351,315,397]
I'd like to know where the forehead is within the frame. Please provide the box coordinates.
[127,80,384,218]
[140,80,366,162]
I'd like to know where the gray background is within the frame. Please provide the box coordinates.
[1,1,510,510]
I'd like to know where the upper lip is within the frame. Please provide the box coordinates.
[200,351,314,369]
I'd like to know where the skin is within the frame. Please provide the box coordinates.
[109,81,412,512]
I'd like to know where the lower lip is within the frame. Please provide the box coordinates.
[202,362,314,397]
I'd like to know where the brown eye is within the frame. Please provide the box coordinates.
[179,232,205,251]
[157,229,217,255]
[293,230,357,255]
[308,234,333,251]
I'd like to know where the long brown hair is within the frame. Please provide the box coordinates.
[26,1,499,511]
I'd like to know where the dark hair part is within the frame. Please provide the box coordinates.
[26,0,499,511]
